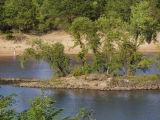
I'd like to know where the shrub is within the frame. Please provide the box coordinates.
[72,64,93,76]
[0,94,17,120]
[72,66,84,76]
[6,33,15,40]
[21,40,70,77]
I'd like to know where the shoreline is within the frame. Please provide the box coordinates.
[0,50,160,57]
[1,74,160,91]
[0,31,160,57]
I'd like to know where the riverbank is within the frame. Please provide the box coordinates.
[1,74,160,91]
[0,31,160,56]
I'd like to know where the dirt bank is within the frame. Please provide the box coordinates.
[2,74,160,91]
[0,31,160,56]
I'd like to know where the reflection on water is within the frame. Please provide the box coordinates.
[1,85,160,120]
[0,56,53,79]
[0,56,160,80]
[0,56,160,120]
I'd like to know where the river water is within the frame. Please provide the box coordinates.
[0,56,160,120]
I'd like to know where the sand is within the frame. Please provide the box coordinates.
[0,31,160,56]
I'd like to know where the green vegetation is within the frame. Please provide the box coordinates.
[0,0,106,33]
[21,40,70,77]
[133,74,160,82]
[114,74,160,81]
[0,94,16,120]
[113,74,160,86]
[0,0,159,34]
[1,1,160,119]
[19,0,160,77]
[69,1,159,76]
[0,93,95,120]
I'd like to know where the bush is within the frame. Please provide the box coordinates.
[72,66,84,76]
[21,41,70,77]
[0,94,16,120]
[0,93,95,120]
[72,64,93,76]
[6,33,15,40]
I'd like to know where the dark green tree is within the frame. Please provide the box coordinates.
[21,40,70,77]
[19,95,64,120]
[0,0,6,32]
[70,17,102,74]
[52,0,106,27]
[130,1,159,45]
[96,16,127,74]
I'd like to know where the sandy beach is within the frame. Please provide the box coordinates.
[0,31,160,56]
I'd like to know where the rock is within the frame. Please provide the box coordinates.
[124,79,129,82]
[107,77,113,82]
[98,82,107,89]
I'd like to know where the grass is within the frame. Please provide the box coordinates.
[132,74,160,83]
[114,74,160,83]
[47,79,63,84]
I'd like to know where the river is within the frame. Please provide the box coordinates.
[0,56,160,120]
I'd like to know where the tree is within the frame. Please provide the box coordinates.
[0,93,95,120]
[0,0,6,32]
[70,17,100,65]
[52,0,106,27]
[14,0,37,32]
[116,1,160,75]
[118,41,141,75]
[70,17,103,74]
[2,0,17,32]
[130,1,159,45]
[33,0,59,33]
[19,95,64,120]
[21,40,70,77]
[105,0,140,23]
[96,16,127,74]
[20,94,95,120]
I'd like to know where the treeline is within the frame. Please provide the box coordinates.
[0,0,106,33]
[17,0,160,77]
[0,0,160,33]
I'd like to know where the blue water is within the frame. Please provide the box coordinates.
[0,56,160,79]
[0,56,160,120]
[0,57,53,79]
[1,85,160,120]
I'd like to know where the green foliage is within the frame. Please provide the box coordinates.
[71,108,95,120]
[133,74,160,83]
[72,64,93,76]
[0,0,107,33]
[70,17,99,51]
[76,50,88,66]
[6,33,15,40]
[19,95,64,120]
[0,0,6,31]
[72,66,85,76]
[0,93,95,120]
[118,40,154,75]
[70,17,100,71]
[114,74,160,84]
[95,16,127,74]
[138,56,155,70]
[0,94,17,120]
[105,0,138,22]
[0,0,160,34]
[155,54,160,68]
[52,0,106,25]
[130,1,159,44]
[6,0,159,77]
[21,40,70,77]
